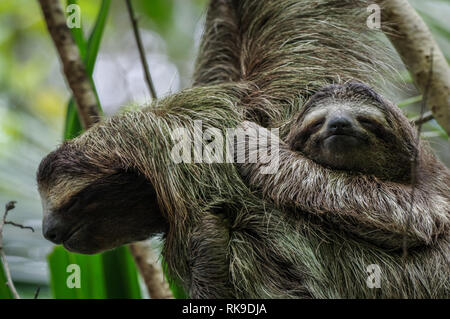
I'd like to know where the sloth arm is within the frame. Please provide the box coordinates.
[62,86,253,297]
[187,213,234,298]
[237,121,450,249]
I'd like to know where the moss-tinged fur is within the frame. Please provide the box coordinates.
[194,0,397,126]
[37,0,449,298]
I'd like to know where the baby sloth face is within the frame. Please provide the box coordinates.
[286,83,416,182]
[289,100,389,170]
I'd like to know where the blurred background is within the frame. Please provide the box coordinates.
[0,0,448,298]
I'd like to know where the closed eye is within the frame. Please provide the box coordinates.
[59,196,81,215]
[357,116,378,128]
[357,116,393,142]
[309,119,324,131]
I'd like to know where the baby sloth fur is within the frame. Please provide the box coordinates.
[286,82,417,183]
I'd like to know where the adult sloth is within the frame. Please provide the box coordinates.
[37,0,449,298]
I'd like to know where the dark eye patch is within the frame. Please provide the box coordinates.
[357,116,395,143]
[309,119,325,131]
[58,196,82,216]
[288,117,324,151]
[357,116,378,127]
[299,118,325,140]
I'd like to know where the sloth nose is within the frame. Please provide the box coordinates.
[327,116,352,132]
[42,215,65,244]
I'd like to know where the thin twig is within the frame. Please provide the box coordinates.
[123,1,173,298]
[125,0,157,100]
[402,49,434,260]
[34,286,41,299]
[4,222,34,233]
[411,111,433,126]
[0,201,29,299]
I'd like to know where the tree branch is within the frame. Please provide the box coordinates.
[38,0,171,299]
[411,111,433,126]
[376,0,450,135]
[125,0,157,100]
[38,0,100,129]
[129,241,172,299]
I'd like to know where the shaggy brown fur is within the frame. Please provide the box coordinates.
[37,0,449,298]
[286,82,417,183]
[238,117,449,249]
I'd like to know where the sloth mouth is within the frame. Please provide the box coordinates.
[323,133,360,142]
[62,223,84,246]
[325,133,356,138]
[322,133,367,152]
[323,130,368,142]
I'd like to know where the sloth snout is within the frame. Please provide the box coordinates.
[42,214,66,244]
[327,116,353,133]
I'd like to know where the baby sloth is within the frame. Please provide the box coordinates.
[239,82,449,250]
[286,82,415,183]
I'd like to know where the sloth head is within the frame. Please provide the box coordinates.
[36,142,167,254]
[286,83,417,183]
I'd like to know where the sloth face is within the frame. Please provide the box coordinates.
[288,100,392,171]
[287,83,415,182]
[37,143,166,254]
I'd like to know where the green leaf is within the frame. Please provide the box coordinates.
[64,0,110,140]
[161,257,188,299]
[47,246,79,299]
[67,0,87,59]
[397,95,422,108]
[63,98,83,140]
[102,246,142,299]
[0,262,14,299]
[48,246,107,299]
[85,0,111,75]
[48,246,144,299]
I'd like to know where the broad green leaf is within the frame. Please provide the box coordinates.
[48,246,80,299]
[85,0,111,75]
[48,246,106,299]
[102,246,142,299]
